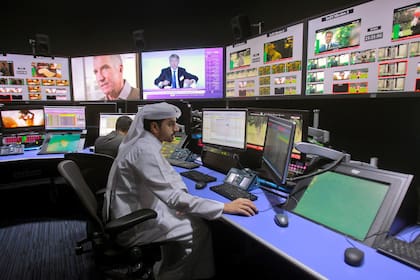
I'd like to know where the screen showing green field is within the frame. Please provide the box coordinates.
[46,134,80,153]
[293,171,389,241]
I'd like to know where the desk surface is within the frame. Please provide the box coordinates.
[178,165,419,280]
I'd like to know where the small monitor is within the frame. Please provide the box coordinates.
[292,163,413,247]
[202,109,247,150]
[262,116,296,185]
[44,106,86,131]
[99,113,136,136]
[0,107,45,133]
[38,133,81,154]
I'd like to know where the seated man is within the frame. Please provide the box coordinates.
[104,102,257,280]
[94,116,133,158]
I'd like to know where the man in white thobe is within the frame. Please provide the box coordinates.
[104,102,257,280]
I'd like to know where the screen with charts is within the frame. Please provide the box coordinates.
[141,47,224,100]
[44,106,86,131]
[39,133,81,154]
[306,0,420,95]
[202,109,247,150]
[225,22,304,97]
[0,54,71,101]
[262,116,296,185]
[99,113,136,136]
[71,53,140,101]
[0,108,45,133]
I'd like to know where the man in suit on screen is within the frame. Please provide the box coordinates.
[154,54,198,89]
[319,31,339,52]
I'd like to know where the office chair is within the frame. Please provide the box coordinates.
[57,160,161,279]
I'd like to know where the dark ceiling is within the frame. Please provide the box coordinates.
[3,0,366,56]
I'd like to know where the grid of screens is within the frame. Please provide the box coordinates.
[0,54,71,101]
[141,48,224,100]
[0,108,45,132]
[225,22,304,97]
[306,0,420,95]
[262,116,296,185]
[44,106,86,130]
[71,53,140,101]
[202,109,247,150]
[99,113,136,136]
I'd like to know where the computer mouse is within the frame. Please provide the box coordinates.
[195,181,207,190]
[344,247,364,267]
[274,213,288,227]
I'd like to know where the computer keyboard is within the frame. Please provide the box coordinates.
[180,170,217,183]
[167,158,200,169]
[210,183,258,201]
[376,236,420,270]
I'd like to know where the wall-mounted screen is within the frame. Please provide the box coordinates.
[0,54,71,101]
[71,53,140,101]
[141,47,224,100]
[306,0,420,95]
[225,22,304,97]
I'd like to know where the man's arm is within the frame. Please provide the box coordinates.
[154,68,170,88]
[180,67,198,82]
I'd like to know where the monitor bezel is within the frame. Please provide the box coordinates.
[262,115,296,185]
[290,162,413,247]
[201,108,248,151]
[43,105,87,131]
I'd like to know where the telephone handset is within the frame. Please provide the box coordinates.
[224,167,258,191]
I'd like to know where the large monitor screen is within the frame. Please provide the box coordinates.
[0,108,45,132]
[99,113,136,136]
[262,116,296,185]
[202,109,247,150]
[306,0,420,95]
[44,106,86,131]
[71,53,139,101]
[292,163,413,246]
[141,48,224,100]
[0,54,71,101]
[225,22,304,97]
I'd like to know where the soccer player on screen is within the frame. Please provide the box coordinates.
[93,55,140,100]
[154,54,198,89]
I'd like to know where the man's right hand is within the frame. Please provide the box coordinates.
[162,80,170,86]
[223,198,258,217]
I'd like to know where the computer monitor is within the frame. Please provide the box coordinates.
[0,107,45,133]
[44,106,86,131]
[99,113,136,136]
[292,162,413,247]
[262,116,296,185]
[38,133,81,154]
[141,47,224,100]
[202,109,247,150]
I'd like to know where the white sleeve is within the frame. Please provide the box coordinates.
[132,150,224,220]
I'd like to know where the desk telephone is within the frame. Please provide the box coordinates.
[225,168,258,191]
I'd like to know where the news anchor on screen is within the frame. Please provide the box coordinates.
[93,55,140,100]
[154,54,198,89]
[319,31,339,52]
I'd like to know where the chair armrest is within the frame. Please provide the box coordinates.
[105,208,157,235]
[95,188,106,196]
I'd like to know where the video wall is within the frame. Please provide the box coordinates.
[306,0,420,95]
[225,22,304,97]
[0,54,71,101]
[2,0,420,102]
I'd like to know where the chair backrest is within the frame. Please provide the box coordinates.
[57,160,104,231]
[64,152,115,193]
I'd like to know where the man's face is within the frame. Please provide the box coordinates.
[93,56,124,97]
[169,57,179,69]
[325,32,333,44]
[153,118,179,142]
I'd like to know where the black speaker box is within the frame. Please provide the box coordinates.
[231,15,251,42]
